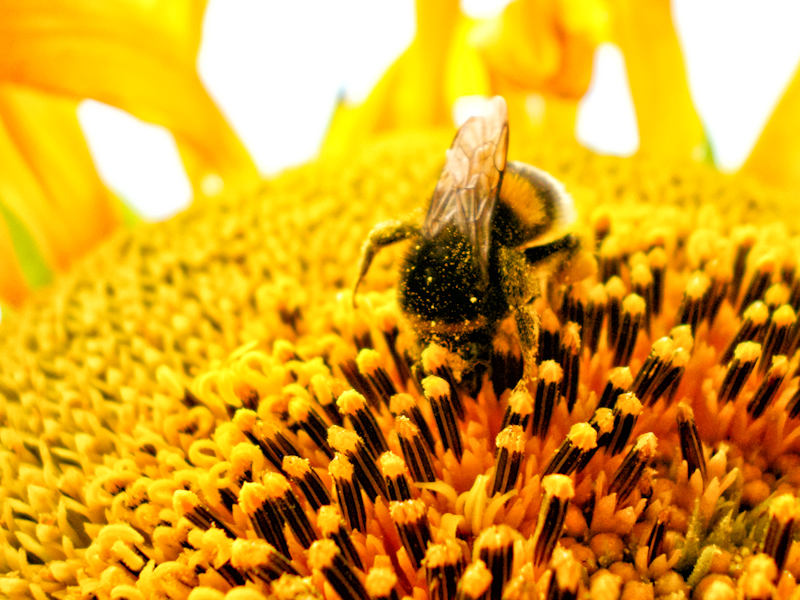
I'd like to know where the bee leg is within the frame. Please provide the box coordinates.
[353,220,419,306]
[515,304,540,382]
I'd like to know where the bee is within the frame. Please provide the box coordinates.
[354,96,585,381]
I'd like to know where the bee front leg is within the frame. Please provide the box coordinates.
[515,304,539,382]
[353,220,418,306]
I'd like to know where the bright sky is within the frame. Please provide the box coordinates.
[77,0,800,221]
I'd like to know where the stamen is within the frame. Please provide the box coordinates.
[560,323,581,412]
[262,472,317,549]
[379,451,414,501]
[648,246,667,316]
[543,422,597,476]
[739,254,777,315]
[729,225,757,305]
[282,455,331,512]
[491,334,523,397]
[357,349,398,408]
[422,375,463,461]
[328,453,367,533]
[613,294,645,367]
[532,475,574,567]
[547,547,582,600]
[605,276,626,350]
[287,397,334,458]
[705,258,732,325]
[375,307,414,389]
[597,366,633,410]
[718,342,761,404]
[593,210,611,249]
[608,433,658,504]
[338,354,382,409]
[630,338,674,405]
[532,361,563,439]
[310,374,344,426]
[645,510,670,567]
[421,344,464,419]
[173,490,236,540]
[764,283,790,312]
[540,309,562,363]
[598,236,622,282]
[599,392,643,455]
[239,482,290,556]
[230,538,298,583]
[308,539,370,600]
[584,283,608,354]
[425,540,465,600]
[455,560,492,600]
[747,355,789,419]
[233,410,300,473]
[676,272,709,335]
[762,494,800,571]
[575,408,615,471]
[631,263,654,334]
[328,426,388,501]
[389,499,431,570]
[720,301,769,364]
[786,374,800,416]
[758,305,796,374]
[676,403,706,480]
[475,525,517,600]
[500,386,534,431]
[491,425,526,495]
[390,392,436,452]
[395,415,436,483]
[366,566,400,600]
[337,390,389,458]
[561,284,587,335]
[317,504,363,570]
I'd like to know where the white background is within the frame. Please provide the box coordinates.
[77,0,800,221]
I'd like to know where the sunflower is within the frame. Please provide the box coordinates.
[2,2,800,600]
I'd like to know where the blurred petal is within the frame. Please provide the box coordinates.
[610,0,709,162]
[0,0,257,193]
[740,64,800,190]
[0,207,33,306]
[322,0,459,155]
[0,85,119,270]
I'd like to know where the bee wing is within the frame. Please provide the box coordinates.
[423,96,509,283]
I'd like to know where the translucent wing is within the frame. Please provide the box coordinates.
[423,96,509,285]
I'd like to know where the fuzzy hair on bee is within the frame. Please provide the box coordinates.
[354,96,586,381]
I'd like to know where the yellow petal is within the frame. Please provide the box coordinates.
[0,209,32,307]
[0,85,119,270]
[0,0,257,193]
[740,64,800,190]
[321,0,460,156]
[610,0,709,162]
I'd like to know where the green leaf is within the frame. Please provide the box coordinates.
[0,201,53,289]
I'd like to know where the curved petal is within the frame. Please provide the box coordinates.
[0,208,33,307]
[0,84,119,270]
[0,0,257,193]
[610,0,709,162]
[322,0,459,156]
[740,64,800,190]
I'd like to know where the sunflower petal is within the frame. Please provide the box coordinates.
[740,65,800,190]
[0,0,257,193]
[610,0,709,162]
[0,84,120,269]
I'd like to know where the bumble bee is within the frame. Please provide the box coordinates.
[354,96,584,379]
